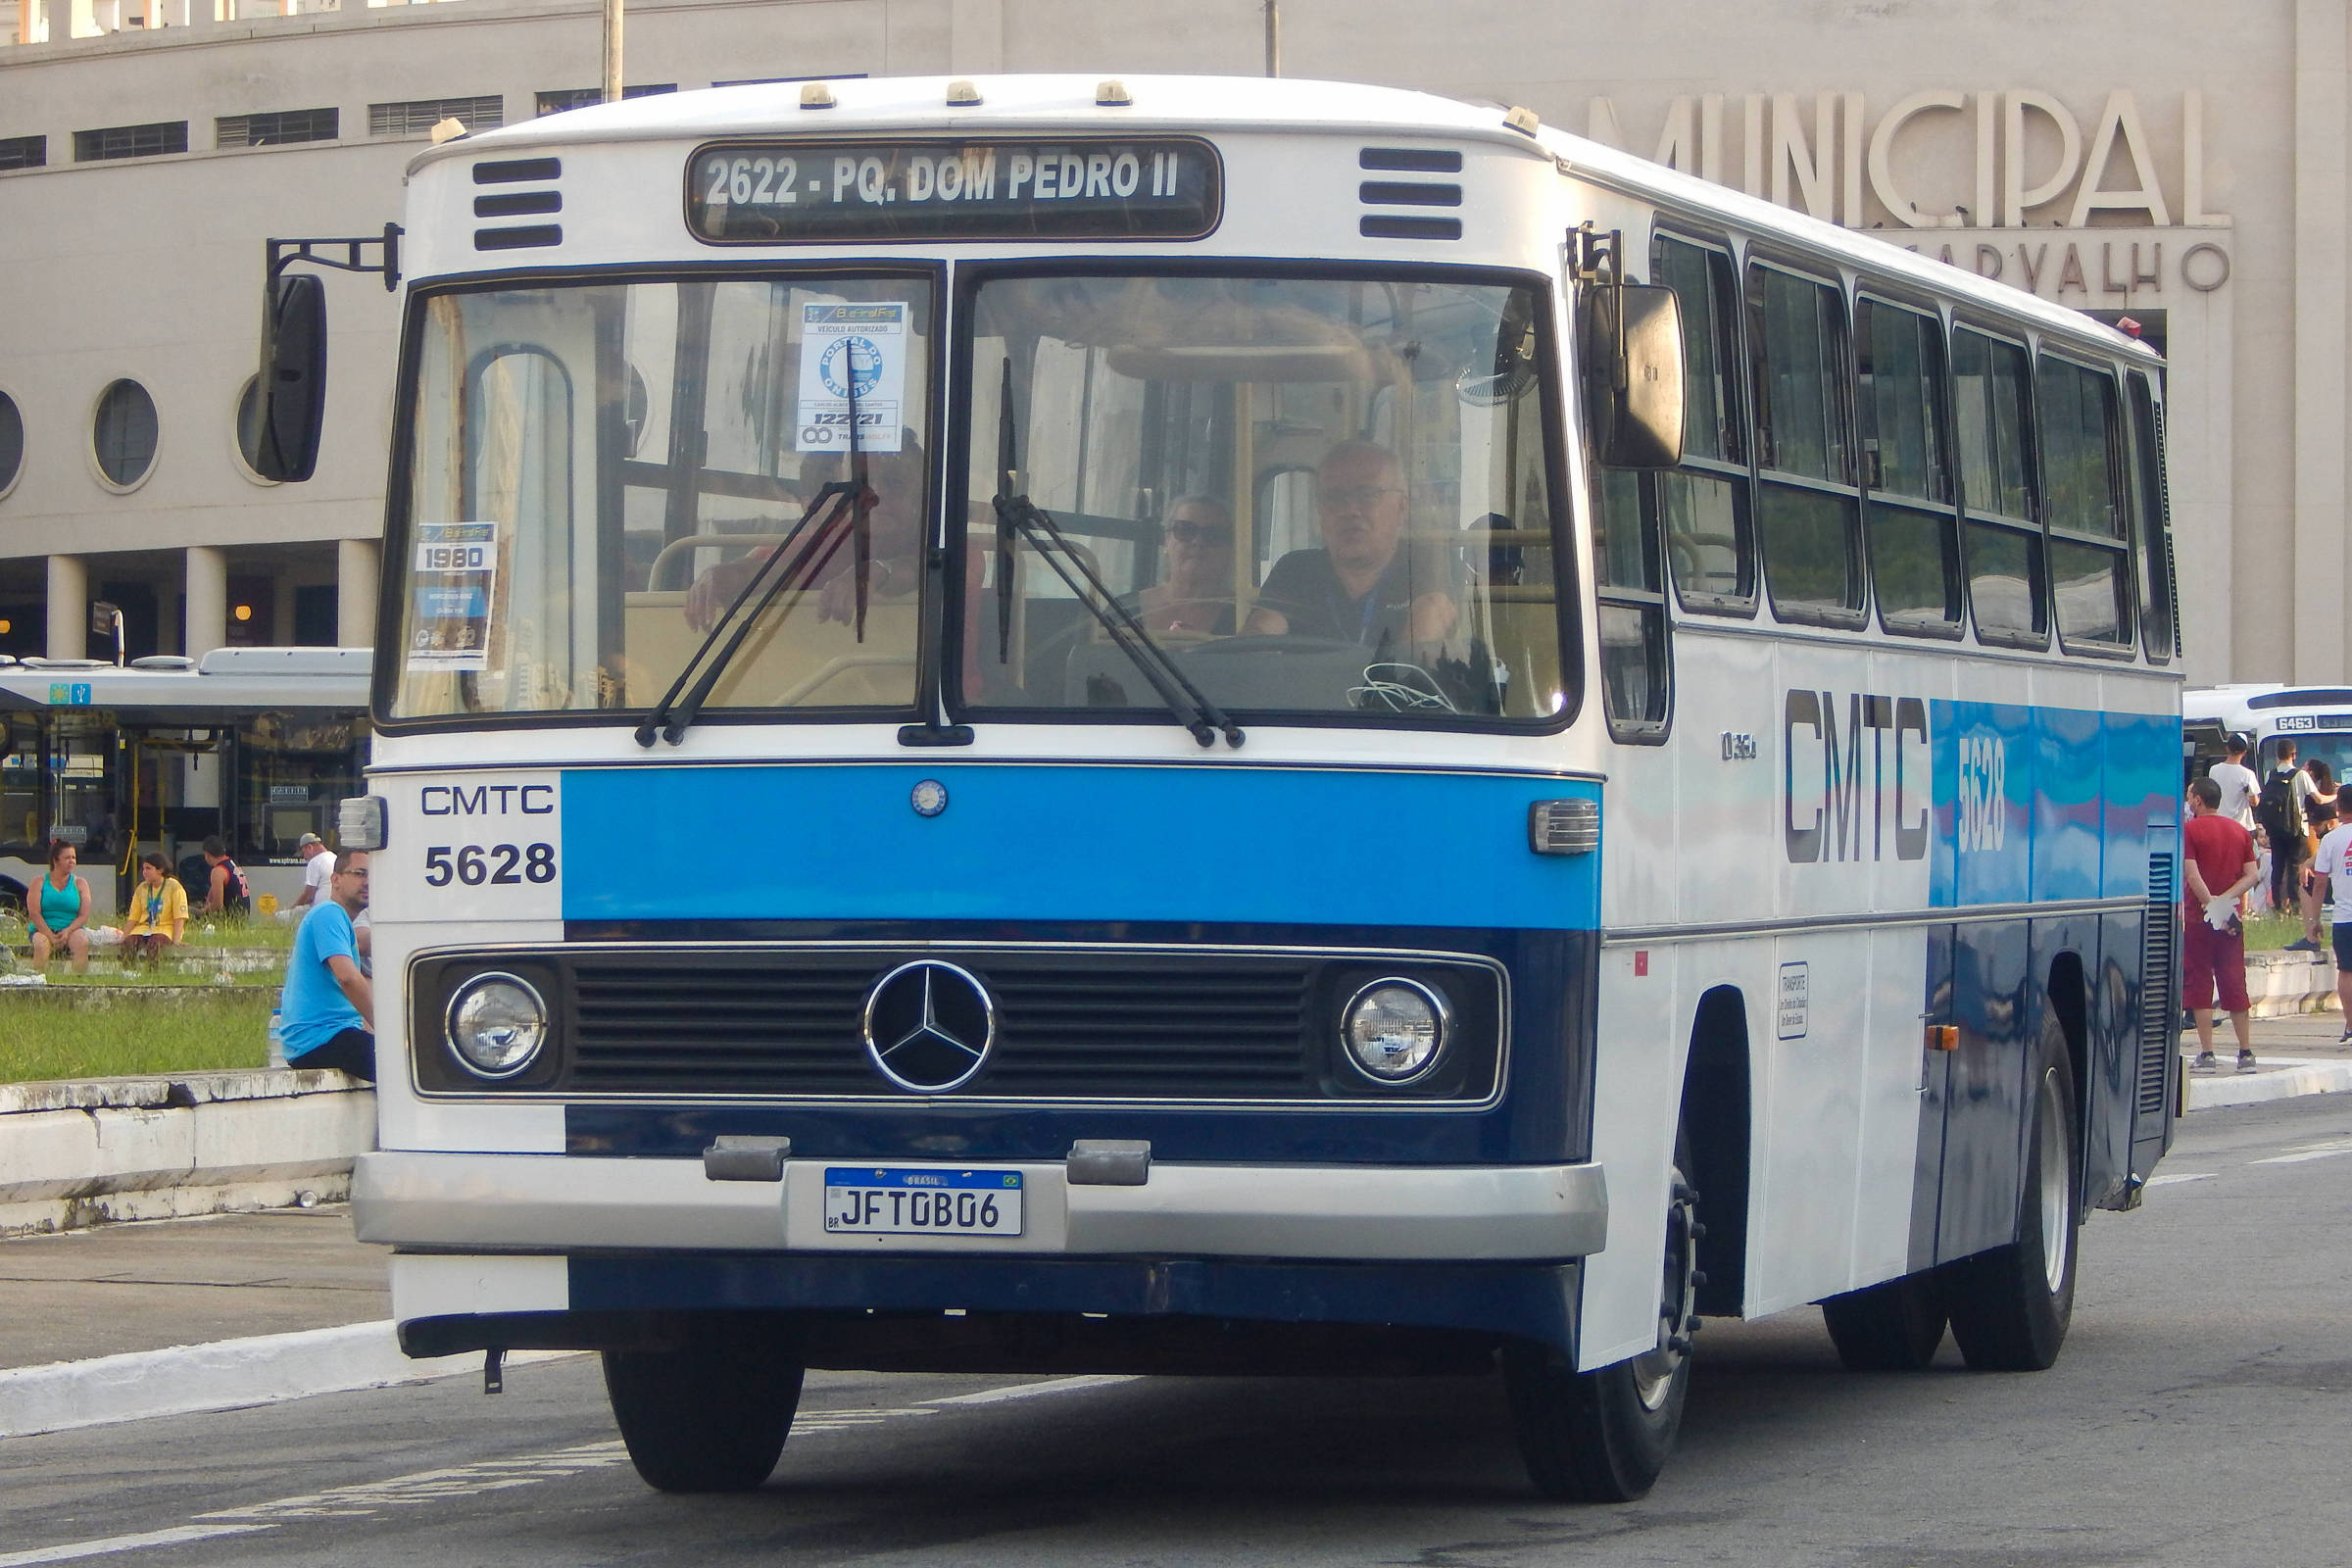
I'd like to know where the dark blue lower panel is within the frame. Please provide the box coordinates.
[565,1251,1581,1350]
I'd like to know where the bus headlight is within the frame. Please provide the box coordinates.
[1342,979,1449,1084]
[445,973,549,1079]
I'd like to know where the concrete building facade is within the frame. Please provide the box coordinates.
[0,0,2340,685]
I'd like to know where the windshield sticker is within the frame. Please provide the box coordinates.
[796,302,906,454]
[407,520,499,673]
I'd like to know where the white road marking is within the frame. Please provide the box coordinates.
[0,1526,277,1567]
[2146,1172,2215,1187]
[14,1371,1133,1563]
[2250,1148,2352,1165]
[924,1374,1140,1406]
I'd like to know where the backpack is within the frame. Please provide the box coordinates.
[2258,766,2300,843]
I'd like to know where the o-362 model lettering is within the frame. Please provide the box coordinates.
[1784,689,1930,863]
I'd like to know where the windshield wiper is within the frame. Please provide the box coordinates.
[636,376,874,747]
[991,359,1242,750]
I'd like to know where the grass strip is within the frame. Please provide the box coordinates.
[0,992,273,1082]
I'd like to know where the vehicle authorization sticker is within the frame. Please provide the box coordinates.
[796,302,906,454]
[407,521,499,673]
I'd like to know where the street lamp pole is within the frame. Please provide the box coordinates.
[1263,0,1279,77]
[603,0,623,103]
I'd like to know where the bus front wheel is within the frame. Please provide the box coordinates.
[1943,1025,2080,1372]
[1503,1142,1698,1501]
[603,1322,806,1493]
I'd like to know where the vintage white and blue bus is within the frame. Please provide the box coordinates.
[264,74,2182,1501]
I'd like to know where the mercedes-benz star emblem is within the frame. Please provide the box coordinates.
[861,960,996,1094]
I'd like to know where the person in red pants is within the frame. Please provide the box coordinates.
[2183,777,2261,1074]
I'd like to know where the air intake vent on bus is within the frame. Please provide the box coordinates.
[1358,146,1462,241]
[2153,401,2181,659]
[473,156,564,251]
[2137,852,2178,1118]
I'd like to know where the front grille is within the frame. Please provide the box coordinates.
[565,953,1313,1096]
[415,945,1501,1102]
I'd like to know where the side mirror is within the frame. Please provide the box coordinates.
[1582,282,1686,470]
[245,271,328,482]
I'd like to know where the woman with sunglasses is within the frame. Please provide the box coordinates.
[1129,495,1240,636]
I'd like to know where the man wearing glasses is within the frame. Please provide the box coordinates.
[1245,441,1458,653]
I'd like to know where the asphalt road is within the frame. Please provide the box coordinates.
[7,1096,2352,1568]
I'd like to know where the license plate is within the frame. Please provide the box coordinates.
[823,1167,1024,1236]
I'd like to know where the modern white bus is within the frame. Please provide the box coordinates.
[0,648,368,913]
[2183,684,2352,784]
[249,74,2183,1502]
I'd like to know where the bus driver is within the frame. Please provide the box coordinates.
[1244,441,1458,653]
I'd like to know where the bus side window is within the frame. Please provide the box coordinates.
[1592,467,1670,739]
[2038,355,2133,650]
[1951,325,2046,647]
[1858,297,1961,635]
[2126,370,2177,663]
[1747,261,1863,626]
[1651,235,1754,614]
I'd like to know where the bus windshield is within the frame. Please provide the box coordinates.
[960,270,1569,725]
[389,273,934,721]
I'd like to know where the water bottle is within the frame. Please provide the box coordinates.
[267,1008,287,1070]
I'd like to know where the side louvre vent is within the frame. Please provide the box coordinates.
[473,158,564,251]
[1358,146,1463,241]
[2153,402,2182,659]
[2137,852,2178,1116]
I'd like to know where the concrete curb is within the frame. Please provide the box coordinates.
[2242,951,2341,1019]
[2185,1055,2352,1111]
[0,1321,565,1439]
[0,1070,375,1237]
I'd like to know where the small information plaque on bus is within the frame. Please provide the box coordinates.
[686,137,1221,244]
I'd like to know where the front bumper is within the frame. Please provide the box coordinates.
[352,1151,1609,1262]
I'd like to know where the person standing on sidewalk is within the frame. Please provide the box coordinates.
[2212,733,2260,831]
[276,850,374,1083]
[2184,777,2261,1075]
[2259,741,2316,916]
[2304,800,2352,1043]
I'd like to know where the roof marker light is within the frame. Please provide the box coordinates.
[1503,105,1540,137]
[1097,78,1132,107]
[801,82,838,110]
[947,79,983,107]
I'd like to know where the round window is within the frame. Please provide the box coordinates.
[93,379,158,487]
[0,392,22,495]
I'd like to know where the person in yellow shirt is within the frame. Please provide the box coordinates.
[122,852,189,961]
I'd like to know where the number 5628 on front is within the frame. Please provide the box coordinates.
[423,842,558,887]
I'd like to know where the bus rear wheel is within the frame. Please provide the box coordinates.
[603,1321,805,1493]
[1504,1145,1698,1502]
[1821,1272,1947,1370]
[1944,1026,2080,1372]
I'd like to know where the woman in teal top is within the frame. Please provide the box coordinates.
[28,840,91,973]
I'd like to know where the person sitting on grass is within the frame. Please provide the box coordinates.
[276,850,374,1083]
[27,840,91,974]
[197,837,251,920]
[121,852,189,962]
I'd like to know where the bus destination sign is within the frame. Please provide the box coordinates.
[686,137,1221,245]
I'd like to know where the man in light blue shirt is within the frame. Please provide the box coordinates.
[279,850,374,1082]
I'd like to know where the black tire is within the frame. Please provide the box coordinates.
[602,1323,805,1493]
[1944,1021,2080,1372]
[1504,1134,1698,1502]
[1821,1271,1947,1370]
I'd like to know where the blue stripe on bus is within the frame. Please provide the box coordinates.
[560,762,1601,930]
[1931,703,2180,907]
